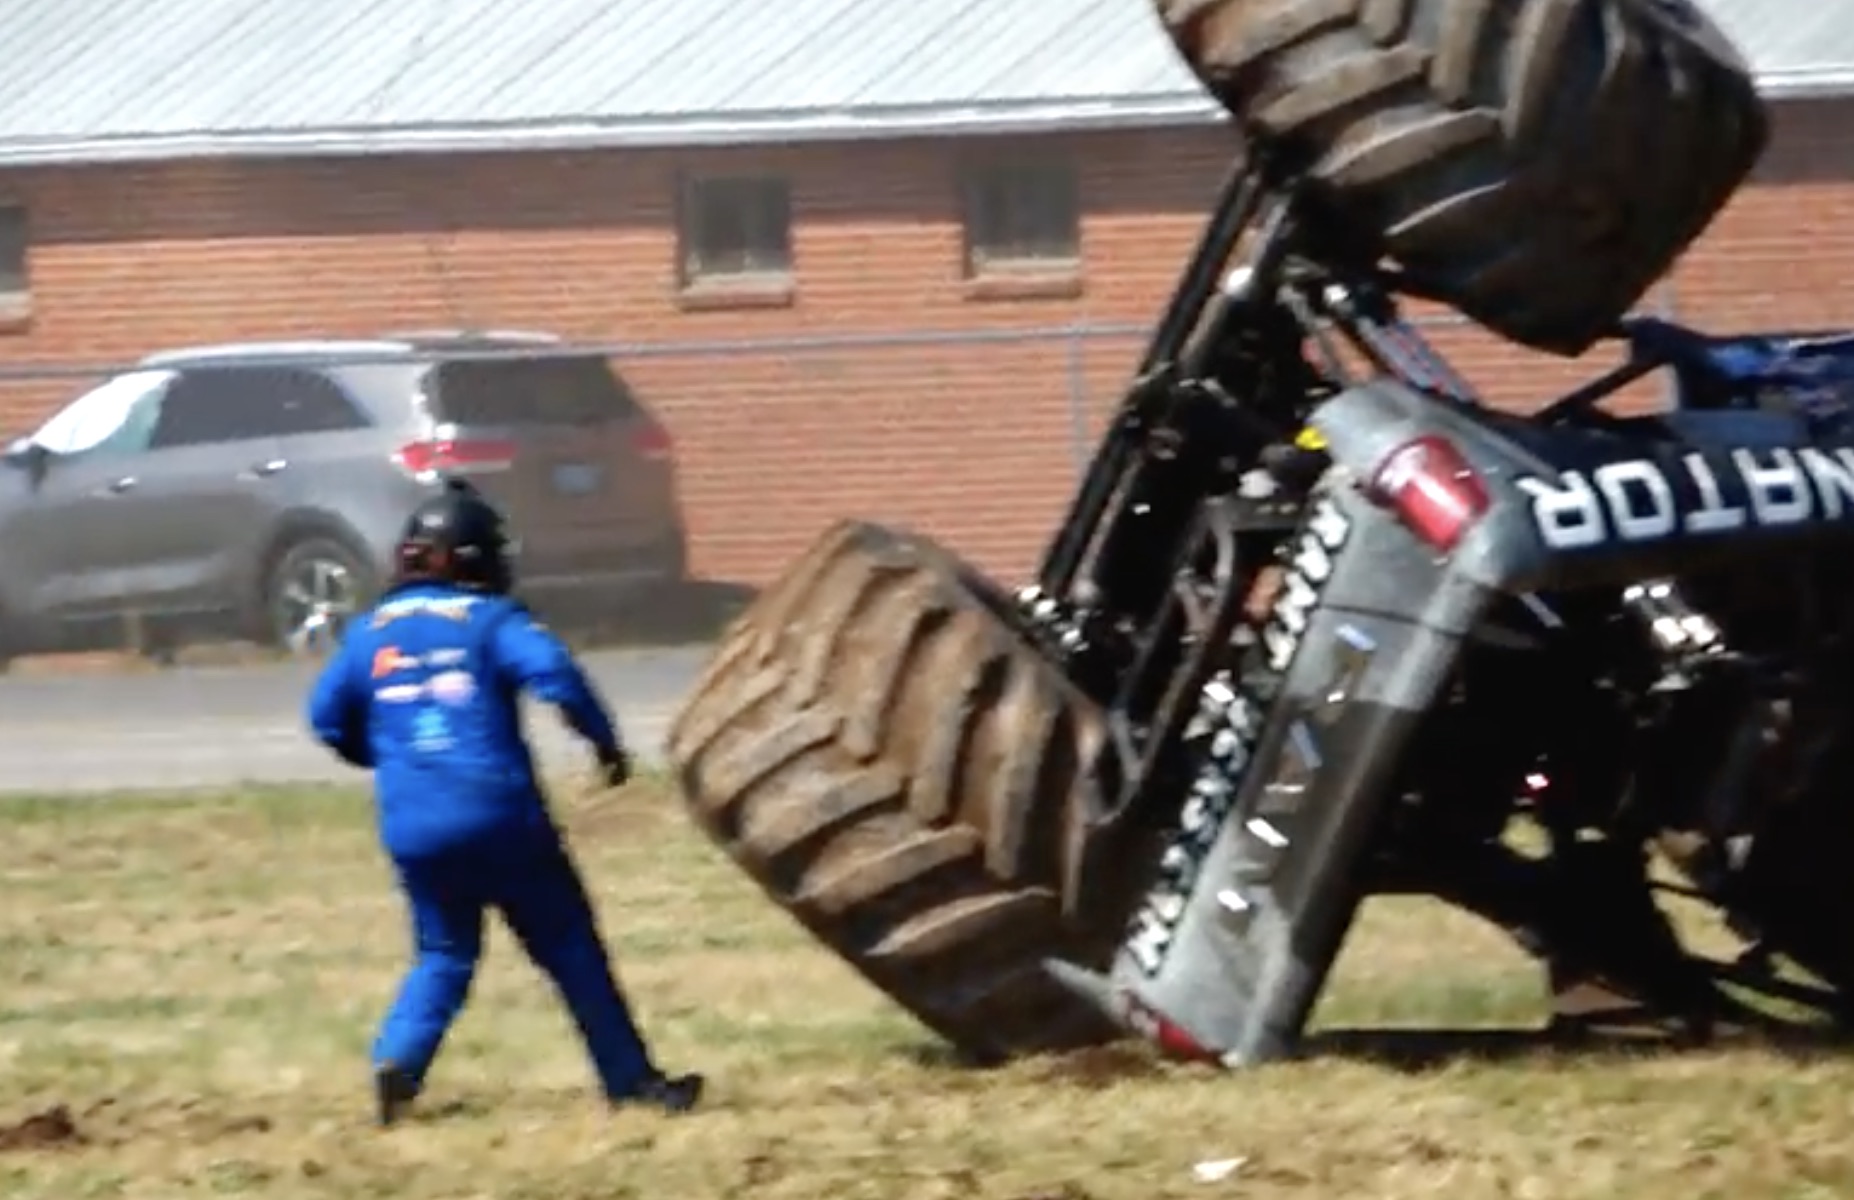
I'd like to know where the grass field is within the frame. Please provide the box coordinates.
[3,779,1854,1200]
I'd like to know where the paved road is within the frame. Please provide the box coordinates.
[0,645,715,795]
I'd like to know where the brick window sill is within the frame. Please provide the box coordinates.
[676,274,796,312]
[962,266,1083,302]
[0,293,34,333]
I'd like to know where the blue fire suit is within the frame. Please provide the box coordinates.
[306,581,655,1100]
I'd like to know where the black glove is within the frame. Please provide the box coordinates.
[597,744,632,788]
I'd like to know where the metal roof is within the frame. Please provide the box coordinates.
[0,0,1845,167]
[1705,0,1854,98]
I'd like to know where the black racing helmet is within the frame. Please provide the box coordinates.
[393,478,516,594]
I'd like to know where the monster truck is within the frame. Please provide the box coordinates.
[666,0,1828,1066]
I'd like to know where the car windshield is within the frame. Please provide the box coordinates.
[30,369,175,454]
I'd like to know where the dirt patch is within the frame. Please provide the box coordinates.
[0,1105,85,1152]
[1030,1044,1168,1089]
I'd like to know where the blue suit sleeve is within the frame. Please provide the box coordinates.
[307,628,374,769]
[490,606,622,755]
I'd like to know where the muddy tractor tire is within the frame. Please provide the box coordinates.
[666,520,1132,1060]
[1156,0,1769,356]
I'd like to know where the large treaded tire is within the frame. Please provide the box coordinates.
[665,520,1128,1060]
[1157,0,1769,356]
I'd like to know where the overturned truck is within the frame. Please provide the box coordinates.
[666,0,1854,1066]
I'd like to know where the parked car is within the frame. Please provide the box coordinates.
[0,330,688,665]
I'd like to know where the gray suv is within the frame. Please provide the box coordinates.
[0,331,688,663]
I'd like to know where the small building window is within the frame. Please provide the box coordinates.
[678,176,792,284]
[962,161,1081,274]
[0,205,29,312]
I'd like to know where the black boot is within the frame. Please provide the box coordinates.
[374,1062,420,1128]
[614,1070,704,1114]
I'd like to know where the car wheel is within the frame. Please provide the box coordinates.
[265,537,375,658]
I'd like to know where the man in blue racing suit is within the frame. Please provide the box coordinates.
[306,479,702,1125]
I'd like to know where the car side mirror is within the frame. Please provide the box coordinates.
[3,438,50,485]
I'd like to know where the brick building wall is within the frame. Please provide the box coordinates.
[0,98,1849,586]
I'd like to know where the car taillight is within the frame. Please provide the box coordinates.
[631,420,672,461]
[1364,434,1489,552]
[394,437,517,477]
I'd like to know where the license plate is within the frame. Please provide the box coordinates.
[551,463,603,495]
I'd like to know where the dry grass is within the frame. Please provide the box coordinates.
[2,780,1853,1200]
